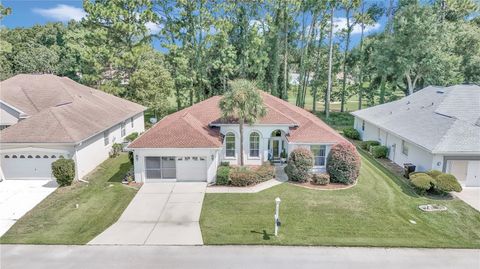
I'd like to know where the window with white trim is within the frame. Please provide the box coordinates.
[362,120,365,131]
[130,117,134,128]
[402,140,409,156]
[249,132,260,157]
[121,122,126,137]
[311,145,326,167]
[225,132,235,157]
[104,130,110,146]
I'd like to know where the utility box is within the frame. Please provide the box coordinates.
[404,163,416,178]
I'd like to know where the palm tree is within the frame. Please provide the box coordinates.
[219,79,267,166]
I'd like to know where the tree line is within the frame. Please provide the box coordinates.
[0,0,478,119]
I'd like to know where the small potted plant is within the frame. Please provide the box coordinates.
[280,148,288,163]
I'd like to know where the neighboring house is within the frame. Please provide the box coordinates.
[129,91,347,183]
[0,74,145,181]
[352,85,480,187]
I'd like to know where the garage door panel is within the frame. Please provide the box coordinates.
[1,153,62,180]
[176,156,207,182]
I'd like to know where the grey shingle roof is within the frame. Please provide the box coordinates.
[0,74,145,143]
[351,85,480,154]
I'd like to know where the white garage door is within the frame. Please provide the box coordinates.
[447,160,480,187]
[176,156,207,182]
[1,153,66,180]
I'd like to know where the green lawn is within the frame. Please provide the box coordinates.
[0,154,137,244]
[200,151,480,248]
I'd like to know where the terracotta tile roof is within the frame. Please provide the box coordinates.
[130,91,346,149]
[0,74,145,143]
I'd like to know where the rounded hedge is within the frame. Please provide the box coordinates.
[371,145,388,158]
[435,173,462,193]
[311,173,330,185]
[360,140,380,151]
[216,166,230,185]
[326,142,361,184]
[284,148,314,182]
[52,158,75,187]
[410,173,435,192]
[343,127,360,140]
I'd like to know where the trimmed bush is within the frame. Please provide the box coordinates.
[128,151,134,164]
[216,166,230,185]
[435,173,462,193]
[371,145,388,158]
[230,167,258,187]
[52,158,75,187]
[410,173,436,193]
[360,140,380,151]
[311,173,330,185]
[125,132,139,142]
[326,142,361,184]
[284,148,314,182]
[109,143,123,158]
[256,163,275,182]
[343,127,360,140]
[426,170,442,179]
[220,161,230,167]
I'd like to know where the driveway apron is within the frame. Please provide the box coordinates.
[89,182,206,245]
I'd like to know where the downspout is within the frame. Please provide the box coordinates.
[74,143,88,183]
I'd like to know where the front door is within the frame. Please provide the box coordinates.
[272,140,280,159]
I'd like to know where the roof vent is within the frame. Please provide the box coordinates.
[436,90,444,94]
[406,101,410,105]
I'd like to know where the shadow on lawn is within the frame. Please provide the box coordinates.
[107,162,132,183]
[250,230,274,240]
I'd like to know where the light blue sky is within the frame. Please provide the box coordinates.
[1,0,387,50]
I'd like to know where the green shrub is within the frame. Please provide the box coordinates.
[410,173,436,193]
[435,173,462,193]
[220,161,230,167]
[360,140,380,151]
[125,132,139,142]
[343,127,360,140]
[216,166,230,185]
[327,142,361,185]
[230,167,258,187]
[284,148,314,182]
[109,143,123,158]
[256,163,275,182]
[371,145,388,158]
[128,151,134,164]
[52,159,75,187]
[311,173,330,185]
[426,170,442,179]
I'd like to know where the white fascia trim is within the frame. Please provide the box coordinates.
[353,115,434,154]
[0,100,29,118]
[209,123,297,127]
[128,147,223,151]
[288,142,336,145]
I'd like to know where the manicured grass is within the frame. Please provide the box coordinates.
[0,154,137,245]
[200,151,480,248]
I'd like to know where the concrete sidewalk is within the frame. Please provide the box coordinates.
[454,187,480,211]
[89,182,206,245]
[2,245,479,269]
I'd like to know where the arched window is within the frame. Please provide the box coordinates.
[59,155,64,159]
[225,132,235,157]
[43,155,49,158]
[271,130,282,137]
[12,155,17,158]
[4,155,10,158]
[249,132,260,157]
[51,155,56,159]
[35,155,41,158]
[20,155,25,158]
[27,155,33,159]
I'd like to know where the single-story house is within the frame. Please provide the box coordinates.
[352,85,480,187]
[129,91,347,183]
[0,74,145,180]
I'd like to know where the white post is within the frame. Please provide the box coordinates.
[275,197,281,236]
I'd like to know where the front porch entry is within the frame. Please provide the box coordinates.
[269,130,287,162]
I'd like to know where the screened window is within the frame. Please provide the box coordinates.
[225,132,235,157]
[402,140,409,156]
[104,130,110,146]
[249,132,260,157]
[311,145,326,167]
[121,122,126,137]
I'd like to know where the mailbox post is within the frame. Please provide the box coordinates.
[274,197,281,236]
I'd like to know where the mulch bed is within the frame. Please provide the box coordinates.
[288,181,356,190]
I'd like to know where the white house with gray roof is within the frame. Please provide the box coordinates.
[352,85,480,187]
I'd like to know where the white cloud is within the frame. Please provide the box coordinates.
[332,17,381,35]
[145,22,162,34]
[33,4,86,22]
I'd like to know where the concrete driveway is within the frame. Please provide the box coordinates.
[454,187,480,211]
[90,182,206,245]
[0,180,57,236]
